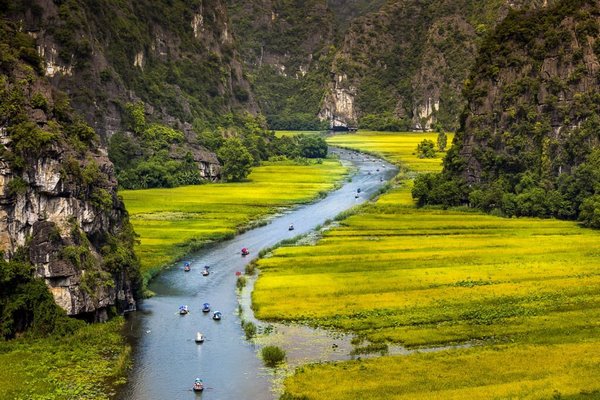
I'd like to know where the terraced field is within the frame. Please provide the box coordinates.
[121,159,347,278]
[252,132,600,399]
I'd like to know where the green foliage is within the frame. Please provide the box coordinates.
[359,113,410,131]
[416,139,436,158]
[0,256,83,340]
[236,275,247,289]
[217,137,254,182]
[261,345,286,367]
[437,130,448,151]
[241,320,257,339]
[298,135,328,158]
[6,177,27,197]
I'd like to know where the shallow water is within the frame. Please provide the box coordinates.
[118,149,397,400]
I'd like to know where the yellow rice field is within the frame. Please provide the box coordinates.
[252,131,600,399]
[121,159,347,278]
[327,131,453,172]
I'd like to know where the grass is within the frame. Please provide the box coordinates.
[0,319,129,400]
[251,131,600,399]
[121,159,347,279]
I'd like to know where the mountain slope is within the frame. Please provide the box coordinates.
[0,19,139,331]
[417,0,600,224]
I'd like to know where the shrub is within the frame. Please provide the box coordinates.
[261,345,286,367]
[236,275,247,289]
[242,320,256,339]
[416,139,436,158]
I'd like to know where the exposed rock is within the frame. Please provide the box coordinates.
[0,20,140,320]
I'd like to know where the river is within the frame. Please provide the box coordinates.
[118,148,397,400]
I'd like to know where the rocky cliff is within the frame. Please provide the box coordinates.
[323,0,556,131]
[0,19,139,322]
[419,0,600,222]
[5,0,261,181]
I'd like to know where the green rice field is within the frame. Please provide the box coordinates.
[252,132,600,399]
[121,159,347,278]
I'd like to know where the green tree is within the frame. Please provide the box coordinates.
[298,135,328,158]
[416,139,436,158]
[217,138,254,182]
[437,130,447,152]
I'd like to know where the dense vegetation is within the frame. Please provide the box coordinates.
[227,0,335,130]
[108,104,330,188]
[252,131,600,399]
[414,0,600,227]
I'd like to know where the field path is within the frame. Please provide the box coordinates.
[119,148,397,400]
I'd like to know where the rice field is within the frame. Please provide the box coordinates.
[252,132,600,399]
[121,159,347,278]
[327,131,453,172]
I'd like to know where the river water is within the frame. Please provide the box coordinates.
[118,149,397,400]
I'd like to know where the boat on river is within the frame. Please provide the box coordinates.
[202,303,210,313]
[241,247,250,256]
[184,262,191,272]
[202,268,209,276]
[195,332,205,343]
[179,305,189,315]
[212,311,222,320]
[193,378,204,392]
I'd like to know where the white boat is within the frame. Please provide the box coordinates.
[195,332,205,343]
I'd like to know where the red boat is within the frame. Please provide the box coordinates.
[241,247,249,256]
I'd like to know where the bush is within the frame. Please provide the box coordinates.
[261,345,286,367]
[242,320,256,339]
[236,275,247,289]
[416,139,436,158]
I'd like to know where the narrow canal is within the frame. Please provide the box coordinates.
[119,148,397,400]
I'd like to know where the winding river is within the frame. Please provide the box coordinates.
[118,148,397,400]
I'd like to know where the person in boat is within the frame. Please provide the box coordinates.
[241,247,249,256]
[193,378,204,391]
[289,223,294,231]
[202,303,210,312]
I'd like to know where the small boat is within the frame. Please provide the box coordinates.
[202,303,210,313]
[193,378,204,392]
[212,311,222,320]
[357,188,361,193]
[195,332,205,343]
[202,268,209,276]
[184,261,191,272]
[288,223,294,231]
[179,305,189,315]
[241,247,250,256]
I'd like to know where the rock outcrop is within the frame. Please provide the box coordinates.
[5,0,260,181]
[0,20,139,320]
[448,0,600,185]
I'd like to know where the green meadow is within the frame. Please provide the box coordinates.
[0,319,129,400]
[121,159,347,278]
[251,132,600,399]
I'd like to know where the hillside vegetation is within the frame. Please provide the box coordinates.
[416,0,600,227]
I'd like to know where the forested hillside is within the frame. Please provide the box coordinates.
[414,0,600,227]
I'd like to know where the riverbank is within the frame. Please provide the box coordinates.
[118,149,397,399]
[121,158,348,284]
[251,131,600,399]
